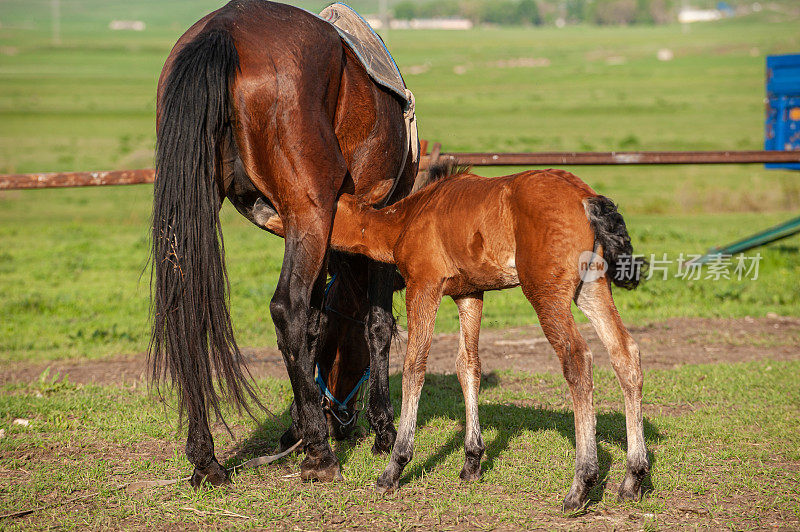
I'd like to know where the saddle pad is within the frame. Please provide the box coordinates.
[319,3,410,106]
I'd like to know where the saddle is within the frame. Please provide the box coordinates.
[320,4,407,105]
[318,3,419,177]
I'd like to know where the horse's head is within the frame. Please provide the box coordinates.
[314,252,404,440]
[316,255,372,439]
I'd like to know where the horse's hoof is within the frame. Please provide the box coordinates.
[561,497,587,514]
[372,443,389,456]
[189,460,229,489]
[617,474,644,502]
[618,459,648,501]
[459,466,482,482]
[562,487,590,514]
[371,429,396,455]
[618,486,642,502]
[300,455,343,482]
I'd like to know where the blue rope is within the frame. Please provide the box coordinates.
[315,364,370,412]
[324,273,337,299]
[317,272,370,418]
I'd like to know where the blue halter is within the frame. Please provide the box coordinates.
[315,364,370,413]
[316,273,371,426]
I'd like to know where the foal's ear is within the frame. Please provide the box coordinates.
[364,179,395,206]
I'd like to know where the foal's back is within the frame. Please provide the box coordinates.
[394,170,598,296]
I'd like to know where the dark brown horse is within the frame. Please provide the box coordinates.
[150,0,416,487]
[280,165,649,511]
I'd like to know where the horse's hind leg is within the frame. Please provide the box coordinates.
[376,283,442,493]
[187,409,228,487]
[524,287,598,512]
[271,230,340,481]
[454,293,485,481]
[576,279,649,501]
[233,110,346,483]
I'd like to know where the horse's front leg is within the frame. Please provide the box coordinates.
[376,283,441,494]
[365,261,399,455]
[271,229,340,482]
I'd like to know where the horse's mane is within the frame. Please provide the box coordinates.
[412,158,472,193]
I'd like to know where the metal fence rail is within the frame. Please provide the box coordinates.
[1,150,799,191]
[428,150,800,168]
[0,169,155,190]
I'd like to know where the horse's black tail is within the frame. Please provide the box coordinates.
[150,27,263,430]
[585,195,646,290]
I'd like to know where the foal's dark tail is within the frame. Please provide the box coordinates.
[585,196,646,290]
[150,27,262,429]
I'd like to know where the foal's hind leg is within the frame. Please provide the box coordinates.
[376,284,442,494]
[524,288,598,512]
[576,279,649,501]
[454,293,485,481]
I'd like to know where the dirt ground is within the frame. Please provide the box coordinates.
[3,316,799,530]
[3,316,799,386]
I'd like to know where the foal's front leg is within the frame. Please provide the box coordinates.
[365,260,399,455]
[453,293,485,481]
[376,284,441,494]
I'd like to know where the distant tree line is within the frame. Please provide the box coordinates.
[394,0,543,26]
[393,0,677,26]
[569,0,674,25]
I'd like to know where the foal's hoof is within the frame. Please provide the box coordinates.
[459,465,482,482]
[375,474,399,495]
[189,460,229,489]
[617,471,646,502]
[561,493,588,514]
[562,484,592,514]
[618,485,642,502]
[300,455,343,482]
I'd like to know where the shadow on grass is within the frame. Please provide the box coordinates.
[401,373,662,506]
[225,371,661,507]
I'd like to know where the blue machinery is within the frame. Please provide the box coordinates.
[692,53,800,263]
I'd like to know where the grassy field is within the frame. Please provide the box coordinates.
[1,360,798,528]
[1,3,799,362]
[1,2,799,528]
[1,184,799,363]
[1,2,800,172]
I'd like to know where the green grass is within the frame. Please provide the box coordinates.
[1,4,799,528]
[1,359,798,528]
[2,7,800,363]
[2,182,798,363]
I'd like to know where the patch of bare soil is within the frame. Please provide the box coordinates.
[2,317,798,386]
[3,316,798,530]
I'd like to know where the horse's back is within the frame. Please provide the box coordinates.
[409,170,597,228]
[226,2,342,62]
[509,169,597,221]
[397,171,598,293]
[162,2,342,85]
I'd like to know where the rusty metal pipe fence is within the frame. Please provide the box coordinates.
[2,149,800,191]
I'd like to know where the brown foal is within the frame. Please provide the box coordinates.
[271,166,649,511]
